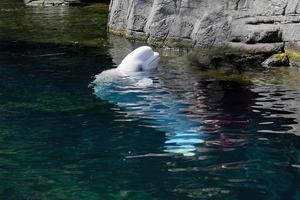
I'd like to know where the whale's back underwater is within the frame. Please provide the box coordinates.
[117,46,160,72]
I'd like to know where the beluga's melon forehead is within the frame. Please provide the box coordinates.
[124,46,154,60]
[117,46,160,72]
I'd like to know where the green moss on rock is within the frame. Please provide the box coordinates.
[164,39,193,48]
[286,50,300,62]
[273,53,288,61]
[262,52,289,67]
[109,28,194,49]
[109,28,148,42]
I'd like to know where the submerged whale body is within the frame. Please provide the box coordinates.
[92,46,205,156]
[117,46,160,72]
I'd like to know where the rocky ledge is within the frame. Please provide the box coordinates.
[108,0,300,67]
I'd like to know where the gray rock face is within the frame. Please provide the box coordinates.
[108,0,300,53]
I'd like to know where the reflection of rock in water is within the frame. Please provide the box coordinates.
[193,79,300,143]
[252,85,300,136]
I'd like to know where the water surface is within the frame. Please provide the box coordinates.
[0,1,300,200]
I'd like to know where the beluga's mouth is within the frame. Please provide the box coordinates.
[143,51,160,71]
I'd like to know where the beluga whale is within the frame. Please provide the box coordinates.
[117,46,160,72]
[91,46,206,157]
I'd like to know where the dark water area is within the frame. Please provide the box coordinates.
[0,1,300,200]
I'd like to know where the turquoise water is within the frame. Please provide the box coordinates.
[0,1,300,200]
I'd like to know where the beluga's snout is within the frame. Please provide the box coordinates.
[117,46,160,72]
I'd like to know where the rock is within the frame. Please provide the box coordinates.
[108,0,300,54]
[226,42,284,54]
[262,53,290,67]
[284,42,300,67]
[285,42,300,54]
[230,25,283,44]
[188,46,266,71]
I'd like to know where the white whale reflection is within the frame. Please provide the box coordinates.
[92,69,206,156]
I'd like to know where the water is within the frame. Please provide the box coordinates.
[0,1,300,200]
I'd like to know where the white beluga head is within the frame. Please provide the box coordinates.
[117,46,160,72]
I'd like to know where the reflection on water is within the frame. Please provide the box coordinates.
[0,0,108,46]
[0,1,300,200]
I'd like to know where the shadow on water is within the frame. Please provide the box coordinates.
[0,1,300,199]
